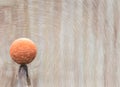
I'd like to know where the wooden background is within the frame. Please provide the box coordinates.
[0,0,120,87]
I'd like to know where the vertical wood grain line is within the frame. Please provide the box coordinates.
[114,0,120,87]
[52,0,62,87]
[42,1,55,87]
[104,0,116,87]
[82,0,89,86]
[116,1,120,86]
[61,0,75,87]
[90,0,99,86]
[96,0,105,87]
[74,0,84,87]
[83,0,96,87]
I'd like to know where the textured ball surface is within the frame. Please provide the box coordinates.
[10,38,37,64]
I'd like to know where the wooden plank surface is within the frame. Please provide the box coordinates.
[0,0,120,87]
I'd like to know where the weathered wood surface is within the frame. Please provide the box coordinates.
[0,0,120,87]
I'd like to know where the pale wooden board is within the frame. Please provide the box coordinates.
[0,0,120,87]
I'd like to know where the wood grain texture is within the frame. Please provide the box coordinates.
[0,0,120,87]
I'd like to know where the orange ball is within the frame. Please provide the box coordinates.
[10,38,37,64]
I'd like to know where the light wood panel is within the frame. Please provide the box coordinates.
[0,0,120,87]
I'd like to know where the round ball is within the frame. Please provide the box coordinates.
[10,38,37,64]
